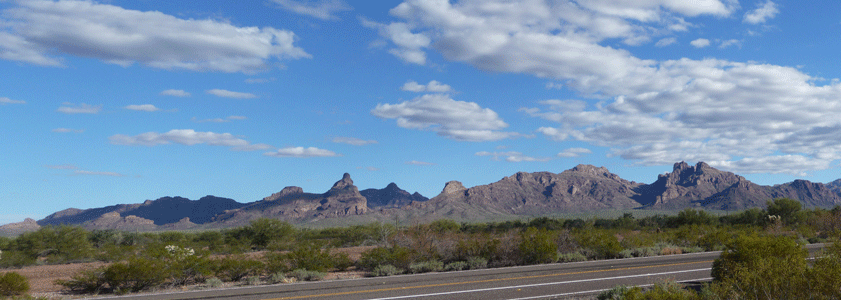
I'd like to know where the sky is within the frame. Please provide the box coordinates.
[2,0,841,224]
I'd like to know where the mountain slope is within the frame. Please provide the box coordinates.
[361,183,428,208]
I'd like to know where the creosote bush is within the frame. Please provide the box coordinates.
[371,264,401,277]
[0,272,30,297]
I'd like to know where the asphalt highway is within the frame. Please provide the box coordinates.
[94,243,826,300]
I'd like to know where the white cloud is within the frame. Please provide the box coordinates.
[0,97,26,105]
[400,80,453,93]
[476,151,551,162]
[744,1,779,24]
[371,94,517,142]
[718,39,741,49]
[125,104,160,112]
[0,0,309,72]
[193,115,247,123]
[109,129,250,147]
[271,0,352,21]
[690,38,710,48]
[373,0,735,67]
[332,137,378,146]
[264,147,341,157]
[370,1,841,175]
[160,89,191,97]
[557,148,593,158]
[52,128,84,133]
[654,37,677,47]
[57,103,101,114]
[406,160,434,165]
[206,89,258,99]
[232,143,274,151]
[361,18,430,65]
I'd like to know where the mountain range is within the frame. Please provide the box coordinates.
[3,161,840,234]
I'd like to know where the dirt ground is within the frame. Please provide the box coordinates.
[1,245,376,299]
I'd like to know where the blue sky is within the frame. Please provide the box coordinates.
[2,0,841,224]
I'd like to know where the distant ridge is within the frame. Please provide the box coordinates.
[10,162,841,232]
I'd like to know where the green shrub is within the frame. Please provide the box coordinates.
[0,272,30,296]
[285,241,336,272]
[270,272,287,284]
[0,251,36,268]
[371,264,402,277]
[466,256,488,269]
[103,257,167,293]
[408,260,443,274]
[557,252,587,263]
[333,252,354,271]
[213,255,264,282]
[575,230,622,259]
[358,246,412,271]
[711,234,810,299]
[288,269,325,281]
[55,267,106,294]
[518,228,558,265]
[444,261,468,271]
[597,285,634,300]
[204,277,223,288]
[244,275,261,286]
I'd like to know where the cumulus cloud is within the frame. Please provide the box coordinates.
[744,1,779,24]
[206,89,258,99]
[371,94,517,141]
[160,89,191,97]
[400,80,453,93]
[109,129,250,147]
[57,103,101,114]
[690,38,711,48]
[557,148,593,158]
[332,137,378,146]
[360,17,430,65]
[476,151,551,162]
[406,160,434,165]
[264,147,341,157]
[0,0,309,72]
[1,97,26,105]
[372,0,735,66]
[271,0,352,20]
[125,104,160,112]
[372,0,841,175]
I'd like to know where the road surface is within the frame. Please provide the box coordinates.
[95,243,826,300]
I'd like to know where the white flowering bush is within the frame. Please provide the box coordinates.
[165,245,195,260]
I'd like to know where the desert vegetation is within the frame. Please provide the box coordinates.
[1,198,841,298]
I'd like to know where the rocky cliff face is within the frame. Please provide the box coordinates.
[39,196,246,227]
[360,183,428,208]
[635,162,750,209]
[415,165,643,216]
[0,218,41,236]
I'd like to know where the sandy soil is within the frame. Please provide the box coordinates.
[1,245,376,299]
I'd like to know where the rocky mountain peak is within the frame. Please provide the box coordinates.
[442,181,467,195]
[264,186,305,201]
[330,173,355,191]
[385,182,399,190]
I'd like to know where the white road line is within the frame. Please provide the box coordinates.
[370,268,712,300]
